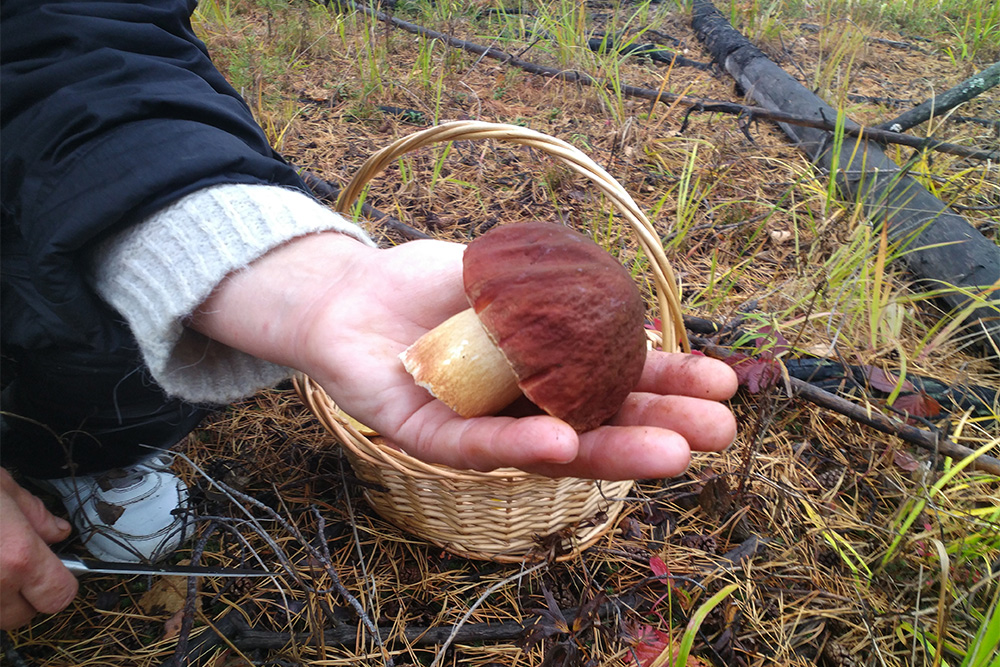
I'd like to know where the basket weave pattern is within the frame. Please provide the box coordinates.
[295,121,685,562]
[296,376,633,562]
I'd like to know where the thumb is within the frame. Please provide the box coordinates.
[20,493,72,545]
[2,471,72,544]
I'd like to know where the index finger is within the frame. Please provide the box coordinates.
[635,351,738,401]
[20,547,78,616]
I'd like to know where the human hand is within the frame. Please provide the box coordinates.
[191,232,738,479]
[0,468,78,630]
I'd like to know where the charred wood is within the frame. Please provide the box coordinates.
[691,0,1000,354]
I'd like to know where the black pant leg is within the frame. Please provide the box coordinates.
[0,345,212,479]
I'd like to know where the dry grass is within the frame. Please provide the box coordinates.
[6,1,998,666]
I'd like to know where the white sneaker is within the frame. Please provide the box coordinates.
[39,453,190,563]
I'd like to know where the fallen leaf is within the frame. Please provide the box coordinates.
[724,353,782,394]
[649,556,669,578]
[619,515,642,540]
[861,365,915,393]
[162,608,184,640]
[139,571,199,616]
[893,448,920,472]
[631,624,711,667]
[94,500,125,526]
[893,392,942,419]
[631,624,674,667]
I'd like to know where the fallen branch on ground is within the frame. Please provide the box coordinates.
[798,22,928,53]
[165,592,633,664]
[300,170,432,241]
[874,61,1000,133]
[691,0,1000,353]
[347,1,997,161]
[691,337,1000,475]
[586,34,711,70]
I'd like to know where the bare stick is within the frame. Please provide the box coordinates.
[691,339,1000,475]
[176,588,632,658]
[875,61,1000,133]
[429,561,547,667]
[345,1,997,161]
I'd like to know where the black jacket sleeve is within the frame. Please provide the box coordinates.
[1,0,309,351]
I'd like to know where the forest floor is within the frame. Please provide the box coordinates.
[6,1,999,666]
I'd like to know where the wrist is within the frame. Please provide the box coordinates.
[188,232,377,370]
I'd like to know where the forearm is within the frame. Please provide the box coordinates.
[187,231,378,371]
[90,184,375,403]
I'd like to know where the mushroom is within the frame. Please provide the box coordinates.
[400,222,648,432]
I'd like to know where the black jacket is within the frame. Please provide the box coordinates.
[1,0,308,354]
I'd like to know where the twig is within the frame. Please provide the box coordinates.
[429,561,547,667]
[847,93,917,108]
[874,61,1000,133]
[950,115,1000,132]
[867,36,925,51]
[346,1,998,161]
[798,22,928,53]
[845,96,999,130]
[165,449,387,653]
[690,339,1000,475]
[167,523,219,667]
[179,578,638,656]
[682,104,998,160]
[586,34,711,70]
[299,170,432,240]
[951,202,1000,212]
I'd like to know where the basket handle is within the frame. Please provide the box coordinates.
[335,120,688,353]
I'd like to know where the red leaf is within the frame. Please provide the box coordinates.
[754,324,791,357]
[893,448,920,472]
[861,365,915,393]
[649,556,669,578]
[893,392,942,419]
[721,350,783,394]
[632,624,673,667]
[727,357,782,393]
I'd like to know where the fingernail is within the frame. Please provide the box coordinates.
[55,517,72,533]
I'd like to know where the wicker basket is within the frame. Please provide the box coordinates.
[294,120,687,562]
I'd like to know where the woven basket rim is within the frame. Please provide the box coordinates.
[296,373,554,482]
[336,119,688,355]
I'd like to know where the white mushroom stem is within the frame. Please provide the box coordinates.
[400,308,522,418]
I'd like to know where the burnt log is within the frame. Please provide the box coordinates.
[691,0,999,354]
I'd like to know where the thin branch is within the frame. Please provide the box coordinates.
[691,338,1000,475]
[429,561,547,667]
[347,1,998,161]
[300,170,432,240]
[874,61,1000,133]
[586,34,711,70]
[173,580,637,659]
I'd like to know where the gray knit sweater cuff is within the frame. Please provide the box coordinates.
[90,183,375,404]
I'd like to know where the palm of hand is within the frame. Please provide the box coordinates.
[299,239,738,479]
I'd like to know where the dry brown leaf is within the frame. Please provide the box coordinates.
[138,565,199,616]
[162,608,185,641]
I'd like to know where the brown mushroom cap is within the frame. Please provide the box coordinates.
[463,222,647,432]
